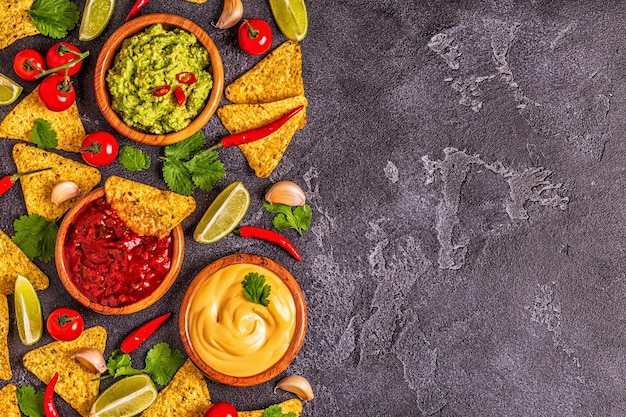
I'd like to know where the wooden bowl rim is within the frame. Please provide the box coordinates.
[179,253,307,386]
[93,13,224,146]
[55,187,184,315]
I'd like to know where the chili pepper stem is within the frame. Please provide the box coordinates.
[10,167,52,182]
[35,50,90,79]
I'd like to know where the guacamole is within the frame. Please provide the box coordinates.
[106,24,213,134]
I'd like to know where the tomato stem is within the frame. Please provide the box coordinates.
[244,19,260,38]
[35,50,90,79]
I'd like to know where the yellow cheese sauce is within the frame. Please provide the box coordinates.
[188,263,296,377]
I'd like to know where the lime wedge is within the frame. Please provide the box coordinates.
[90,374,157,417]
[79,0,115,41]
[269,0,309,42]
[0,73,23,106]
[193,181,250,244]
[14,275,43,346]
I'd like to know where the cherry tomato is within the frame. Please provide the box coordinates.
[203,402,237,417]
[238,19,272,56]
[38,74,76,112]
[46,42,83,76]
[47,307,84,341]
[13,49,47,81]
[81,131,119,166]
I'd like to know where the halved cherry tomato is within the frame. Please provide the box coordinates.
[81,131,119,166]
[13,49,47,81]
[204,402,237,417]
[38,74,76,112]
[238,19,272,56]
[46,42,84,76]
[47,308,84,342]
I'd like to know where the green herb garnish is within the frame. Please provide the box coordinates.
[118,145,151,172]
[263,201,312,236]
[242,272,271,307]
[16,386,44,417]
[12,214,58,262]
[28,0,80,39]
[30,119,57,150]
[263,404,297,417]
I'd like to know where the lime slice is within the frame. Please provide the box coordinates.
[79,0,115,41]
[90,374,157,417]
[269,0,309,42]
[0,73,23,106]
[14,275,43,346]
[193,181,250,244]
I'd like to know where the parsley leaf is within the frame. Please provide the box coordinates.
[30,119,58,149]
[164,132,205,160]
[12,214,58,262]
[185,150,225,191]
[143,342,185,385]
[262,201,312,236]
[102,349,139,379]
[263,404,297,417]
[118,145,151,172]
[242,272,271,307]
[16,386,44,417]
[163,159,194,196]
[28,0,80,39]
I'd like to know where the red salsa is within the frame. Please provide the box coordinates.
[63,196,173,307]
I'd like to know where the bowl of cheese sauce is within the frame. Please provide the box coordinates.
[179,254,307,386]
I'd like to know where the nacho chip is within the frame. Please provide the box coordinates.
[0,87,86,152]
[0,294,11,380]
[12,143,101,221]
[238,399,303,417]
[0,384,21,417]
[141,359,210,417]
[225,41,304,104]
[0,0,39,50]
[0,228,48,295]
[23,326,107,417]
[105,176,196,238]
[217,96,307,178]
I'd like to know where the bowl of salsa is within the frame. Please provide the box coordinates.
[94,13,224,146]
[179,253,307,386]
[55,188,184,315]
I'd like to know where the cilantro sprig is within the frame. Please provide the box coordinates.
[263,201,312,236]
[16,386,44,417]
[264,404,297,417]
[242,272,271,307]
[30,119,58,150]
[12,214,58,262]
[28,0,80,39]
[118,145,151,172]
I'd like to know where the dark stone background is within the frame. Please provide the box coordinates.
[2,0,626,415]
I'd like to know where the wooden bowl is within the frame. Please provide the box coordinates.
[55,188,184,315]
[179,254,307,386]
[94,13,224,146]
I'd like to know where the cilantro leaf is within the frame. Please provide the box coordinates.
[142,342,185,385]
[12,214,58,262]
[262,201,312,236]
[28,0,80,39]
[118,145,151,172]
[242,272,271,307]
[164,132,205,160]
[163,159,194,196]
[185,150,225,192]
[263,404,297,417]
[30,119,58,149]
[16,386,44,417]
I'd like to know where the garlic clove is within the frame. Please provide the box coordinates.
[274,375,314,401]
[51,181,81,206]
[213,0,244,29]
[264,181,306,207]
[71,348,107,374]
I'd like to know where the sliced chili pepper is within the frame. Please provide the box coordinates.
[0,168,51,196]
[153,85,171,97]
[120,312,172,353]
[235,226,302,261]
[174,85,186,106]
[44,372,60,417]
[212,105,304,150]
[126,0,150,21]
[175,71,197,85]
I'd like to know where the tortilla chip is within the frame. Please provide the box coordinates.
[23,326,107,417]
[0,0,39,50]
[238,399,303,417]
[141,359,210,417]
[0,87,86,152]
[0,384,21,417]
[225,41,304,104]
[0,228,48,295]
[0,294,11,380]
[217,96,307,178]
[105,176,196,238]
[12,143,101,221]
[184,0,207,3]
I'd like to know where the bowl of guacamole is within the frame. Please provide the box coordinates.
[94,14,224,146]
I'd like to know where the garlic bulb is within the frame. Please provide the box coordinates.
[71,348,106,374]
[213,0,244,29]
[264,181,306,206]
[274,375,314,401]
[51,181,81,205]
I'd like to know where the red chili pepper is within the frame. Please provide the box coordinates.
[44,372,60,417]
[236,226,302,261]
[213,105,304,150]
[174,85,186,106]
[0,168,51,196]
[152,85,171,97]
[126,0,150,21]
[120,312,172,353]
[175,71,197,85]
